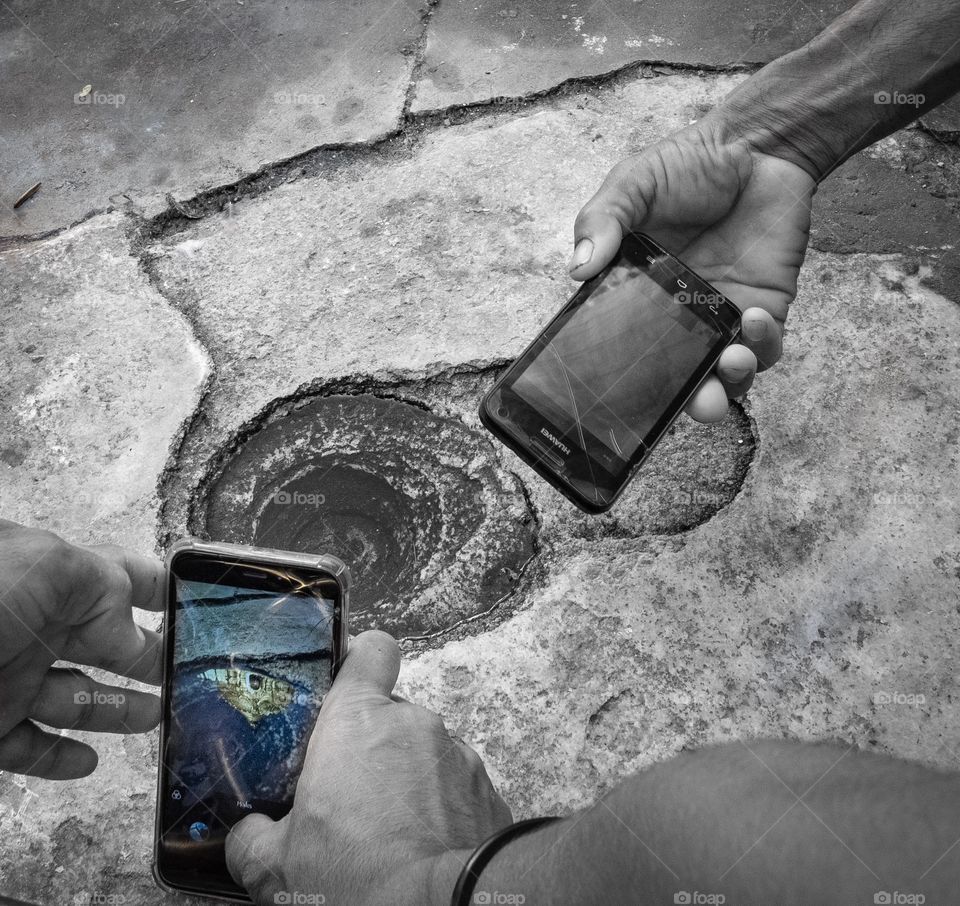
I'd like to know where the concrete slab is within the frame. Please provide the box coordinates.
[0,0,424,239]
[0,212,207,905]
[0,212,208,551]
[412,0,855,112]
[814,138,960,300]
[137,67,954,842]
[399,252,960,820]
[145,74,752,556]
[921,94,960,135]
[2,43,960,906]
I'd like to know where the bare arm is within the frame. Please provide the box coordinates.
[228,636,960,906]
[426,740,960,905]
[714,0,960,180]
[569,0,960,421]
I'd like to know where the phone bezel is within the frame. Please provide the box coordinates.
[152,538,349,903]
[480,232,743,513]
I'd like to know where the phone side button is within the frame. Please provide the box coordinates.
[528,439,567,470]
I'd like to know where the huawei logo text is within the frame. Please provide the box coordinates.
[540,427,571,456]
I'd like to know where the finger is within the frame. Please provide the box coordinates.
[79,543,165,612]
[569,162,649,281]
[225,812,284,903]
[29,667,160,734]
[73,622,164,688]
[715,344,757,398]
[738,306,783,372]
[325,630,400,706]
[0,720,98,779]
[66,547,165,686]
[684,374,730,424]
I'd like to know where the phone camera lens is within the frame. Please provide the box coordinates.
[497,407,509,418]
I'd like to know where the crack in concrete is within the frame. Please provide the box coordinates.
[134,58,759,243]
[401,0,442,121]
[5,54,756,247]
[128,215,222,559]
[916,122,960,145]
[0,204,121,252]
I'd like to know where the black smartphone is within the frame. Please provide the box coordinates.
[153,539,349,902]
[480,233,742,513]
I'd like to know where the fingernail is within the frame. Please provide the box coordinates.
[567,239,594,273]
[742,319,767,342]
[726,366,751,381]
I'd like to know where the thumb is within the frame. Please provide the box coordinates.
[325,630,400,706]
[569,160,651,281]
[225,812,284,904]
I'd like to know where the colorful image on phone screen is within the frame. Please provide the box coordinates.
[155,551,343,900]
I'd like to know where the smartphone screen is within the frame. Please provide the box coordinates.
[155,549,345,901]
[481,233,741,512]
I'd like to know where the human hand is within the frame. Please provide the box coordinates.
[569,112,816,422]
[0,520,164,779]
[226,631,512,906]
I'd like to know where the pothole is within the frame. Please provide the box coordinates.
[163,367,756,645]
[198,392,537,639]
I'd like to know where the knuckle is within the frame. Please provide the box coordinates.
[572,207,592,235]
[24,528,73,573]
[420,707,449,737]
[105,559,135,602]
[397,703,447,739]
[234,825,283,899]
[31,674,56,717]
[44,741,64,777]
[459,742,484,770]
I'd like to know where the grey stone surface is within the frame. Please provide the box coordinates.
[412,0,855,112]
[920,94,960,135]
[1,5,960,905]
[399,252,960,816]
[145,73,755,572]
[0,212,206,904]
[813,137,960,299]
[0,0,424,239]
[145,74,745,441]
[0,212,207,551]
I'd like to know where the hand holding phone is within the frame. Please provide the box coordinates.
[0,522,164,780]
[154,540,349,902]
[568,117,815,421]
[224,631,512,906]
[481,234,743,512]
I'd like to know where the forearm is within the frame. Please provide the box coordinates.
[426,740,960,905]
[709,0,960,180]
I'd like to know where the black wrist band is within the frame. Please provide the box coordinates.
[450,816,561,906]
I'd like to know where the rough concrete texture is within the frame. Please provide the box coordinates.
[0,212,207,551]
[0,0,425,238]
[0,213,207,904]
[920,94,960,135]
[145,74,747,503]
[413,0,854,112]
[399,253,960,816]
[2,2,960,904]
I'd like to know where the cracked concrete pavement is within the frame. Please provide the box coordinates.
[2,1,960,903]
